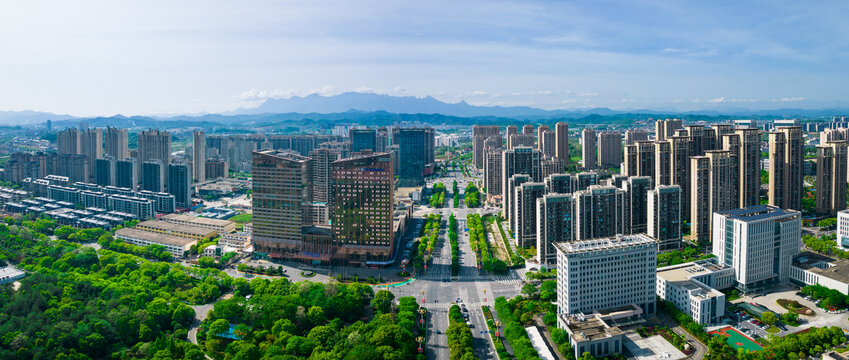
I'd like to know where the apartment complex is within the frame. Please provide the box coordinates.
[581,128,597,169]
[648,185,683,250]
[193,130,206,183]
[536,193,574,266]
[767,127,803,211]
[473,125,502,169]
[817,141,848,216]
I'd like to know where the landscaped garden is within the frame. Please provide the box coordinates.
[778,299,814,316]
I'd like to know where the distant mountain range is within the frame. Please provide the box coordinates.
[2,92,848,127]
[233,92,849,119]
[0,110,76,126]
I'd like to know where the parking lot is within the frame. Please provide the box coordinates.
[732,286,849,337]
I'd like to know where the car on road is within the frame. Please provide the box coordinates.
[436,330,441,334]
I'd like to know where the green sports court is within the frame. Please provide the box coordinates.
[709,326,763,351]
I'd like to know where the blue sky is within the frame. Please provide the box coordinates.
[0,1,847,116]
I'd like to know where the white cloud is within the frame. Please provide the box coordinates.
[780,97,805,102]
[706,97,725,103]
[353,86,379,94]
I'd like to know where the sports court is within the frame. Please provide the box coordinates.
[709,326,763,351]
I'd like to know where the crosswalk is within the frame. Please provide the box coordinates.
[490,272,523,285]
[422,302,491,309]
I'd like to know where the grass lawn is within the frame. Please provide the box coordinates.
[228,213,252,223]
[766,326,780,334]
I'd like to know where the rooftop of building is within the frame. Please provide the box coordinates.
[561,314,623,341]
[0,267,25,279]
[136,220,218,237]
[716,205,799,222]
[657,261,727,299]
[115,228,197,247]
[794,251,849,284]
[302,225,333,236]
[254,149,311,162]
[553,234,657,255]
[159,213,235,228]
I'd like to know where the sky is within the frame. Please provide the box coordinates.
[1,0,848,116]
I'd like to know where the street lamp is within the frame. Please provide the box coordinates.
[494,320,501,338]
[416,336,425,353]
[419,307,427,328]
[420,289,426,305]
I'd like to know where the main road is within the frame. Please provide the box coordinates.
[391,165,524,360]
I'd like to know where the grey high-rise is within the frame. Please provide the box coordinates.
[816,141,848,216]
[502,147,542,225]
[193,130,206,183]
[536,193,574,266]
[350,128,377,153]
[473,125,502,169]
[483,146,502,199]
[555,122,570,164]
[622,176,652,235]
[57,128,81,155]
[81,128,102,182]
[690,150,735,243]
[768,127,803,211]
[141,160,165,193]
[649,185,682,250]
[138,129,171,183]
[581,128,597,169]
[515,182,547,248]
[104,127,129,160]
[625,129,649,145]
[392,127,435,186]
[95,157,116,187]
[597,131,622,168]
[506,174,532,231]
[115,158,137,189]
[168,163,191,209]
[575,185,626,241]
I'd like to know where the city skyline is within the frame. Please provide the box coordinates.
[0,1,847,116]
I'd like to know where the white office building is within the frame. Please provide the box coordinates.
[790,251,849,295]
[555,234,658,323]
[837,209,849,249]
[657,260,734,325]
[712,205,802,292]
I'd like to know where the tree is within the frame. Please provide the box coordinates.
[54,225,76,240]
[521,283,538,298]
[781,311,799,325]
[761,311,776,325]
[372,290,395,314]
[207,319,230,341]
[307,306,326,326]
[539,280,556,301]
[198,256,217,268]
